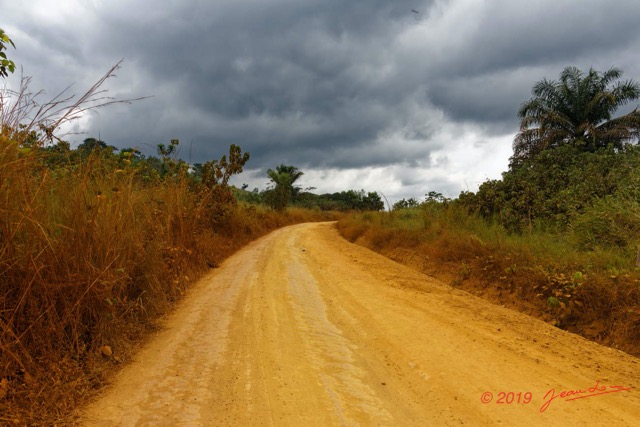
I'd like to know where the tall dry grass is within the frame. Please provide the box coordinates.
[0,66,329,425]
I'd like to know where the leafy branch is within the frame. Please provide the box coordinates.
[0,28,16,78]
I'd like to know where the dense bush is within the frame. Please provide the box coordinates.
[462,145,640,236]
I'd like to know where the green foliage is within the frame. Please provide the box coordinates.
[424,191,450,204]
[463,144,640,236]
[201,144,251,213]
[155,139,184,178]
[265,164,304,211]
[305,189,384,211]
[393,197,419,210]
[233,186,263,204]
[157,138,179,159]
[201,144,250,189]
[361,191,385,211]
[513,66,640,167]
[569,196,640,250]
[0,28,16,78]
[78,137,116,156]
[393,192,450,211]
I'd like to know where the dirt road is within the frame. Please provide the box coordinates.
[80,222,640,426]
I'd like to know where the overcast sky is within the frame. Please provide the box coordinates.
[3,0,640,203]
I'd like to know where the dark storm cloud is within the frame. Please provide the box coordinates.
[426,69,540,134]
[4,0,640,197]
[76,0,441,168]
[419,0,640,78]
[398,0,640,135]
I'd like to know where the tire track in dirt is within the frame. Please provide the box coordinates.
[80,222,640,426]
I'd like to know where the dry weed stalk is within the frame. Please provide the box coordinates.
[0,59,148,145]
[0,61,151,423]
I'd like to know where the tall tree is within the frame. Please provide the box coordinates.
[361,191,385,211]
[266,164,304,211]
[272,165,304,187]
[78,137,109,152]
[512,66,640,167]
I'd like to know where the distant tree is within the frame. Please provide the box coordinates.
[266,164,304,211]
[272,164,303,180]
[512,66,640,167]
[76,138,116,159]
[316,189,384,211]
[78,137,109,151]
[0,28,16,78]
[232,185,263,205]
[327,190,361,210]
[157,138,179,160]
[425,191,450,204]
[40,140,71,168]
[201,144,250,189]
[190,163,204,181]
[119,147,143,161]
[393,197,420,210]
[275,164,304,199]
[189,144,252,224]
[362,191,384,211]
[156,139,181,177]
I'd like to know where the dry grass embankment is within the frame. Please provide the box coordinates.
[0,135,332,425]
[337,206,640,358]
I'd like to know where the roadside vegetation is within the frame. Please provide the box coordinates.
[0,31,340,424]
[339,66,640,358]
[0,121,328,425]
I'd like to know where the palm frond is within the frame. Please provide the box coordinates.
[513,66,640,165]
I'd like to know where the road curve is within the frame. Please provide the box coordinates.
[80,222,640,426]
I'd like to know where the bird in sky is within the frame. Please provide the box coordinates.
[411,9,419,14]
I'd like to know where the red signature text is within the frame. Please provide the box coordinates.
[540,380,633,413]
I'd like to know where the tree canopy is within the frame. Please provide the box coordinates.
[512,66,640,167]
[266,164,304,211]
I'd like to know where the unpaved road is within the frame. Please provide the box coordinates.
[81,222,640,426]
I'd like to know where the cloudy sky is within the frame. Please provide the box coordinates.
[3,0,640,203]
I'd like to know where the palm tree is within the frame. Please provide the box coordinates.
[266,164,304,211]
[512,66,640,167]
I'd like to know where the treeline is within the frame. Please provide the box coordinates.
[231,163,385,212]
[459,144,640,250]
[235,185,385,212]
[295,189,385,211]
